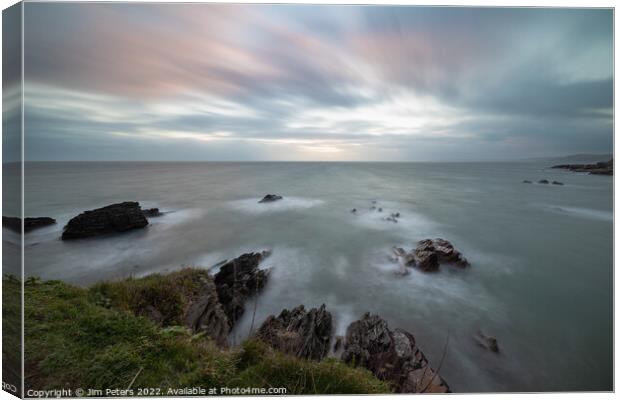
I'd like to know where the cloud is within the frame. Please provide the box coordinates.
[20,4,613,161]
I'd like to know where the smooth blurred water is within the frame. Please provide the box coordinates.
[18,161,612,392]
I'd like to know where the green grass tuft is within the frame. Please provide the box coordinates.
[20,272,389,394]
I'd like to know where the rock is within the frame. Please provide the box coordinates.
[2,216,56,233]
[473,330,499,353]
[552,181,564,185]
[214,252,271,326]
[392,246,416,267]
[522,180,532,184]
[258,194,283,203]
[413,244,439,272]
[423,238,470,267]
[552,159,613,175]
[538,179,549,184]
[341,313,449,393]
[142,208,161,217]
[256,304,332,360]
[351,208,357,213]
[183,275,231,346]
[378,208,383,212]
[333,335,344,352]
[392,239,469,273]
[391,212,401,218]
[62,202,149,240]
[132,270,231,346]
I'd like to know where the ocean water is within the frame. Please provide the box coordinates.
[15,161,613,392]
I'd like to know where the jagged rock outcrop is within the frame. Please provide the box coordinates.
[2,216,56,233]
[256,304,332,360]
[341,313,450,393]
[417,239,470,267]
[183,275,231,346]
[552,159,613,175]
[258,194,283,203]
[390,239,469,273]
[62,202,150,240]
[214,252,271,326]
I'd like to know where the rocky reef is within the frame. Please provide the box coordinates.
[552,159,613,175]
[2,216,56,233]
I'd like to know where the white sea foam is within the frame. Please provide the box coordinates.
[350,202,438,238]
[227,197,325,214]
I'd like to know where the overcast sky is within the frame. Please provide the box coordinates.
[13,4,614,161]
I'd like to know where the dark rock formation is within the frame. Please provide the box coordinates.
[552,159,613,175]
[351,208,357,213]
[522,180,532,184]
[62,202,149,240]
[552,181,564,186]
[2,216,56,233]
[333,335,344,352]
[418,238,470,267]
[132,271,231,346]
[183,274,231,346]
[538,179,549,184]
[390,239,469,273]
[214,252,271,326]
[142,208,161,217]
[341,313,450,393]
[413,241,440,272]
[256,304,332,360]
[474,330,499,353]
[258,194,283,203]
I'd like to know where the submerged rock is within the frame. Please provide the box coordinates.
[2,216,56,233]
[258,194,283,203]
[214,252,271,326]
[538,179,549,184]
[552,181,564,186]
[341,313,450,393]
[61,202,149,240]
[473,330,499,353]
[522,180,532,184]
[257,304,332,360]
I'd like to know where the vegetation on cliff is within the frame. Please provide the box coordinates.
[16,272,388,394]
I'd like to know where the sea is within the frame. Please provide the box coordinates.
[5,161,613,392]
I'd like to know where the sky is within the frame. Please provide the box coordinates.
[6,4,614,161]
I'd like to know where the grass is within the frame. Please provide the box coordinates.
[89,268,212,325]
[3,275,22,392]
[19,272,389,394]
